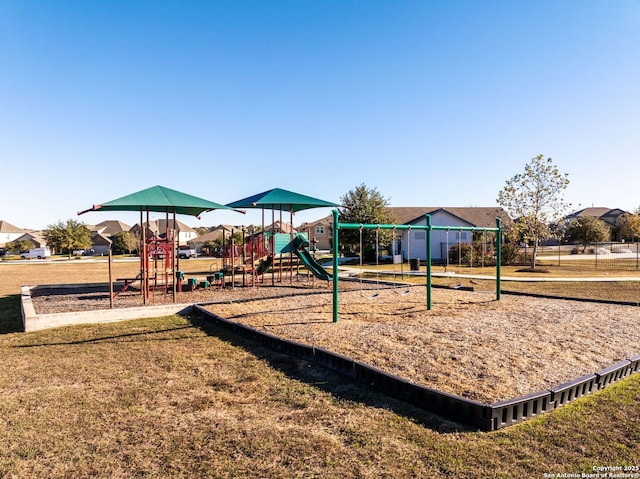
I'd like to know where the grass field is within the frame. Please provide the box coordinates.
[357,261,640,303]
[0,259,639,477]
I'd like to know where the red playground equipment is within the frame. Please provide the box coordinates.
[221,227,272,287]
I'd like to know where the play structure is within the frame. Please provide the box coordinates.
[330,209,502,322]
[80,186,502,311]
[219,227,331,287]
[198,209,499,313]
[79,185,240,306]
[224,188,339,285]
[106,218,181,305]
[291,235,331,281]
[218,227,270,287]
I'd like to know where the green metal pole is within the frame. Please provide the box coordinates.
[426,214,432,310]
[332,209,339,323]
[496,217,502,301]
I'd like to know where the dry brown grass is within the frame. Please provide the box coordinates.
[1,314,639,478]
[1,260,640,477]
[0,257,221,297]
[357,262,640,303]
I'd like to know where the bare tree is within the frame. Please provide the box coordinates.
[497,155,570,270]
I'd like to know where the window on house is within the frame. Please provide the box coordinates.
[316,225,325,235]
[414,231,426,240]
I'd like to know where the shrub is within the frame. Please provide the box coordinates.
[500,243,522,265]
[448,243,474,264]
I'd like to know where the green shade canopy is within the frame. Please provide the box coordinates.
[78,185,238,218]
[226,188,340,213]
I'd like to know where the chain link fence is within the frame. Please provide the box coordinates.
[526,242,640,271]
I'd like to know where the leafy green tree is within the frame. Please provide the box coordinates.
[42,220,92,257]
[7,239,35,254]
[201,240,218,257]
[339,184,396,260]
[111,231,138,255]
[619,212,640,242]
[499,224,524,265]
[497,155,570,270]
[566,216,610,252]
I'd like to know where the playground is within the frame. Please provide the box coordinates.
[29,279,640,405]
[18,186,640,428]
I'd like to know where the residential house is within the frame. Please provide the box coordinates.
[130,219,198,245]
[189,222,297,255]
[265,220,296,234]
[388,207,511,261]
[563,207,629,242]
[0,221,26,247]
[188,225,235,255]
[93,220,131,237]
[299,207,512,261]
[89,232,113,256]
[76,220,131,254]
[298,217,332,251]
[13,231,47,249]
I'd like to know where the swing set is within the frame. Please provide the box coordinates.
[355,223,408,298]
[331,209,502,322]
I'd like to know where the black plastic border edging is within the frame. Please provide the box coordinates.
[191,304,640,431]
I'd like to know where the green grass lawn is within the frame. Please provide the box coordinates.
[0,261,639,477]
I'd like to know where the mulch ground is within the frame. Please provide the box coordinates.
[30,278,640,404]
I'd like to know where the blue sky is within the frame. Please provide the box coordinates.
[1,1,639,230]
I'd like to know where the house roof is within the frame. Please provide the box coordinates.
[131,219,197,235]
[211,224,248,233]
[565,207,630,228]
[191,229,226,243]
[299,216,332,229]
[189,225,240,244]
[387,207,511,228]
[300,207,512,229]
[0,221,24,233]
[566,207,613,219]
[600,208,628,217]
[90,232,112,246]
[265,220,296,233]
[16,232,46,245]
[94,220,132,236]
